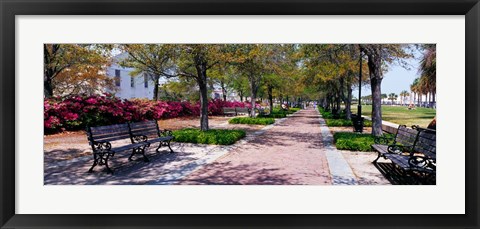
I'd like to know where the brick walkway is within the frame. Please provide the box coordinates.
[45,108,383,185]
[178,108,333,185]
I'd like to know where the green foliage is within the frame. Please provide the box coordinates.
[288,108,301,113]
[259,113,286,118]
[258,107,300,118]
[333,132,376,151]
[228,117,275,125]
[172,128,246,145]
[319,106,372,127]
[325,119,372,127]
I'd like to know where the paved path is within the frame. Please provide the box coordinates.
[44,108,362,185]
[178,108,351,185]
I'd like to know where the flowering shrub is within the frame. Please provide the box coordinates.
[44,94,249,133]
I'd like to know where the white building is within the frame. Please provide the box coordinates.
[107,52,239,101]
[106,53,169,100]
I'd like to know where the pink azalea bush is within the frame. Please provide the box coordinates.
[44,94,250,133]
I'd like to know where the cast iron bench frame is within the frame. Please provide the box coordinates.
[129,120,174,154]
[372,125,436,183]
[86,123,150,174]
[371,125,418,163]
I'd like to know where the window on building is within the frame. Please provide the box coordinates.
[131,76,135,88]
[144,73,148,88]
[114,69,121,87]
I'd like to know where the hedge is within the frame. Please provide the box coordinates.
[172,128,246,145]
[44,94,251,133]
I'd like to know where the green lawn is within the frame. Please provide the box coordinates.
[351,105,436,128]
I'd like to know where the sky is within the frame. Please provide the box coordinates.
[352,49,423,98]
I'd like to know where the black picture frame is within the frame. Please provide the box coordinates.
[1,0,479,228]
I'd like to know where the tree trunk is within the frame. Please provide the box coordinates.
[268,85,273,114]
[345,83,352,120]
[221,81,227,101]
[249,78,258,117]
[44,44,57,98]
[44,76,53,98]
[239,90,243,102]
[364,45,384,136]
[418,93,421,106]
[370,77,383,136]
[153,77,159,101]
[195,65,209,131]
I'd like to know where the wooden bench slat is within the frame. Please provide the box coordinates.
[111,142,149,152]
[92,134,132,142]
[129,121,157,128]
[131,130,159,136]
[90,124,129,132]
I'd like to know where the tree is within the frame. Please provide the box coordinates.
[418,44,436,107]
[358,44,413,136]
[410,78,419,106]
[263,44,298,113]
[118,44,176,101]
[44,44,110,98]
[170,44,231,131]
[53,63,115,97]
[231,44,269,117]
[388,93,398,105]
[299,44,365,119]
[399,90,410,105]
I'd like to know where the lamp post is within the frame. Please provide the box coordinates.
[354,50,364,133]
[358,50,362,119]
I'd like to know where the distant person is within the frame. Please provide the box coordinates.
[408,104,416,110]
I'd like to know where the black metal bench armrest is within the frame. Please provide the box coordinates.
[387,144,413,155]
[159,129,174,138]
[374,135,394,144]
[131,134,148,144]
[91,141,112,152]
[408,156,436,172]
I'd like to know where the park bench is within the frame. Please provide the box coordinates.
[371,125,418,163]
[372,125,436,183]
[223,107,251,116]
[235,107,250,116]
[129,120,174,154]
[222,107,237,116]
[86,123,150,174]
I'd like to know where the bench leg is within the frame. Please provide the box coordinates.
[88,154,99,173]
[155,143,162,153]
[128,149,135,161]
[141,146,150,162]
[104,153,113,174]
[156,141,174,153]
[166,140,174,153]
[88,153,114,174]
[129,147,150,162]
[372,152,382,163]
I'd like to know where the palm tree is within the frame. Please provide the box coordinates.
[418,45,436,107]
[388,93,398,105]
[400,90,410,106]
[410,78,420,106]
